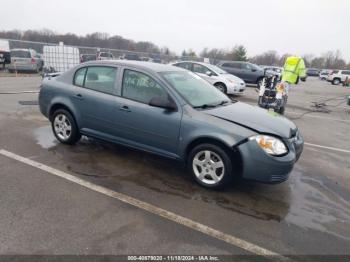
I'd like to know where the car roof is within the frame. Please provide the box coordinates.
[83,60,185,73]
[11,48,32,52]
[174,61,217,67]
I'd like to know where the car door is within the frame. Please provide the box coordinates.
[224,62,245,79]
[114,68,182,157]
[192,63,216,85]
[219,62,235,75]
[241,63,259,83]
[72,66,119,136]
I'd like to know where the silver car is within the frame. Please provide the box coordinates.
[172,61,246,95]
[8,49,43,73]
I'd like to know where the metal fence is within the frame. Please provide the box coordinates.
[0,38,205,73]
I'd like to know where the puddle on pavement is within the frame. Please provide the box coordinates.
[286,168,350,241]
[32,126,350,239]
[33,125,58,149]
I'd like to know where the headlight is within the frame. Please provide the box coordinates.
[250,135,288,156]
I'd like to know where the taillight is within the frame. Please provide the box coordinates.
[31,58,36,64]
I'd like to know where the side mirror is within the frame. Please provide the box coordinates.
[251,68,257,72]
[205,71,213,77]
[149,96,177,111]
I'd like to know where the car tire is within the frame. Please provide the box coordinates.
[332,78,341,85]
[51,109,81,145]
[188,143,234,189]
[214,83,227,94]
[279,106,285,115]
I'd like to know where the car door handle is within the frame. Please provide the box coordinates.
[119,105,131,112]
[74,93,84,100]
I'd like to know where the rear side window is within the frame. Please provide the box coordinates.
[193,64,209,74]
[223,62,241,69]
[221,63,232,68]
[175,62,192,71]
[84,67,117,95]
[74,67,87,87]
[122,69,168,104]
[10,50,31,58]
[342,71,350,75]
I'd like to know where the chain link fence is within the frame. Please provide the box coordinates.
[0,38,205,74]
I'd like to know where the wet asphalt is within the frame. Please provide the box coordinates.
[0,76,349,258]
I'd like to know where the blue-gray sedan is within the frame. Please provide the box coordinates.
[39,60,303,189]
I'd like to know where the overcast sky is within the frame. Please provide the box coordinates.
[1,0,350,60]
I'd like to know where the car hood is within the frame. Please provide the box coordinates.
[204,102,297,138]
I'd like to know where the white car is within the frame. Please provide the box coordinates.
[171,61,246,94]
[327,70,350,85]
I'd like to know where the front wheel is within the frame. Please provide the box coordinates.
[51,109,81,145]
[214,83,227,94]
[188,144,234,189]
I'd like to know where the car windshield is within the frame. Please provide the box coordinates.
[161,71,231,108]
[205,64,228,74]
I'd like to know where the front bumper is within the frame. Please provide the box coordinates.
[227,82,246,94]
[237,134,303,184]
[8,63,38,71]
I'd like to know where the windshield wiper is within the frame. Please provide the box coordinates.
[216,100,230,106]
[193,100,231,109]
[193,104,218,109]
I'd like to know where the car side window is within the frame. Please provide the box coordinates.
[343,71,350,75]
[175,63,192,71]
[74,67,87,87]
[243,63,252,70]
[84,66,117,95]
[122,69,168,104]
[193,64,210,74]
[230,63,241,69]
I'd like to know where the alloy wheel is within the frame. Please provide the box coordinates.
[192,150,225,185]
[53,113,72,141]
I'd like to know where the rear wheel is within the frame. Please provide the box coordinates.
[332,78,341,85]
[214,83,227,94]
[278,106,285,115]
[51,109,81,145]
[188,143,234,189]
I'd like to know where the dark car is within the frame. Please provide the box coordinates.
[39,60,303,189]
[0,50,11,69]
[80,54,97,63]
[0,40,11,69]
[306,68,320,77]
[121,53,141,61]
[217,61,268,87]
